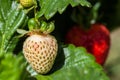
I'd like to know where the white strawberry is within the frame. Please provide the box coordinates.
[23,32,58,74]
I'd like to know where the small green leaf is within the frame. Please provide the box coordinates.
[36,0,91,19]
[17,29,28,35]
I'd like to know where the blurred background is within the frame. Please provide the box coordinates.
[53,0,120,79]
[105,27,120,80]
[96,0,120,80]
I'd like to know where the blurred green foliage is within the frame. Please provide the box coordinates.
[0,53,27,80]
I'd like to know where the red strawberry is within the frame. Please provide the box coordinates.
[65,23,110,65]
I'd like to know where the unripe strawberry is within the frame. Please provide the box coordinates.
[23,32,58,74]
[20,0,36,8]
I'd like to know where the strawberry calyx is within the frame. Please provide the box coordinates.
[27,30,47,36]
[28,18,55,34]
[39,21,55,34]
[17,29,49,38]
[28,18,39,30]
[17,21,55,37]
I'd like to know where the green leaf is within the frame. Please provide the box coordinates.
[0,53,28,80]
[35,44,110,80]
[36,0,91,19]
[0,0,27,54]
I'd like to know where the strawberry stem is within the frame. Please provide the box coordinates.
[71,2,101,30]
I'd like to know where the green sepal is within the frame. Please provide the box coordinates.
[45,22,55,34]
[39,21,55,34]
[39,21,48,32]
[16,29,28,38]
[28,18,39,30]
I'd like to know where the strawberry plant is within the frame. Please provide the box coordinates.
[0,0,110,80]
